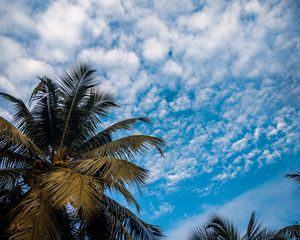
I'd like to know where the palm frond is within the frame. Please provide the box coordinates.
[0,186,23,239]
[188,226,214,240]
[103,117,151,133]
[81,135,165,160]
[104,179,141,212]
[275,224,300,240]
[0,117,42,156]
[0,92,34,135]
[64,90,117,154]
[0,168,29,182]
[69,157,148,189]
[78,117,151,153]
[29,77,62,155]
[242,212,275,240]
[0,168,23,191]
[100,196,164,240]
[286,172,300,184]
[8,189,62,240]
[0,146,36,169]
[57,63,99,156]
[39,168,103,221]
[207,215,240,240]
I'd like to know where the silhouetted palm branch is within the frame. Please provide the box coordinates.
[286,172,300,185]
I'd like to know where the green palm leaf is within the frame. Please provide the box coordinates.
[100,197,165,240]
[188,226,215,240]
[29,77,62,155]
[81,135,165,159]
[8,189,61,240]
[57,64,104,157]
[39,168,103,221]
[78,117,151,153]
[69,157,148,188]
[207,215,240,240]
[103,179,141,211]
[0,92,34,136]
[0,168,31,182]
[275,224,300,239]
[0,116,42,156]
[0,146,36,169]
[242,212,275,240]
[65,90,117,154]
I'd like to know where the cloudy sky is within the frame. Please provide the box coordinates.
[0,0,300,238]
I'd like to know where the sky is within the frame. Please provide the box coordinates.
[0,0,300,238]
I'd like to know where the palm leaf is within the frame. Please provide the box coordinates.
[275,224,300,240]
[0,167,24,190]
[69,157,148,188]
[39,168,103,221]
[0,146,36,169]
[78,117,151,153]
[207,215,240,240]
[242,212,275,240]
[8,189,61,240]
[64,90,117,154]
[188,226,214,240]
[0,92,34,135]
[104,179,141,211]
[57,64,99,156]
[0,168,31,182]
[0,186,23,239]
[80,135,165,159]
[100,196,164,240]
[0,117,42,156]
[286,172,300,185]
[29,77,62,155]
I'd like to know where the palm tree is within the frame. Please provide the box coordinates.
[274,224,300,240]
[0,63,165,240]
[271,172,300,240]
[188,212,274,240]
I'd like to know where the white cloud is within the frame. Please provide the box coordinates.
[136,15,169,40]
[5,58,54,83]
[0,0,35,35]
[0,76,17,95]
[4,58,54,98]
[244,0,264,15]
[163,60,183,75]
[35,0,91,62]
[153,0,195,18]
[151,202,175,219]
[0,107,13,121]
[80,47,139,74]
[169,96,191,112]
[142,38,168,62]
[231,137,249,151]
[179,6,213,31]
[0,36,24,65]
[166,157,197,183]
[93,0,124,18]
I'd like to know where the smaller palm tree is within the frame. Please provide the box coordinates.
[188,212,274,240]
[274,224,300,240]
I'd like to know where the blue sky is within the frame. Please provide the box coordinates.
[0,0,300,238]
